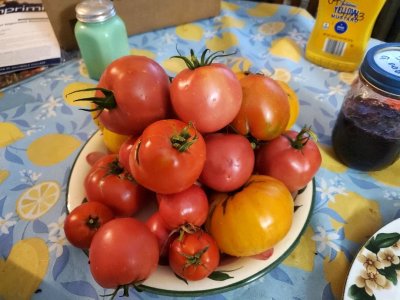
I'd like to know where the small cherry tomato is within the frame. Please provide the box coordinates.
[64,201,114,249]
[169,230,220,281]
[199,133,255,192]
[157,184,209,229]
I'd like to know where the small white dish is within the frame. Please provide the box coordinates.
[66,130,316,296]
[344,218,400,300]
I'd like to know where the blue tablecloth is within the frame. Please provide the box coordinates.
[1,1,399,299]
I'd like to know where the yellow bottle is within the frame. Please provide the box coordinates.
[305,0,386,72]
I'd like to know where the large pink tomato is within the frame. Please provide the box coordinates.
[199,133,255,192]
[170,49,242,133]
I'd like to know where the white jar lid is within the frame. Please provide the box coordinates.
[75,0,116,23]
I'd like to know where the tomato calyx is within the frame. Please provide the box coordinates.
[85,215,101,230]
[284,125,318,151]
[67,87,117,113]
[170,123,198,152]
[171,48,236,70]
[180,245,210,270]
[102,282,143,300]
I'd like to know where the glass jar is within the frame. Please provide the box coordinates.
[74,0,130,80]
[332,43,400,171]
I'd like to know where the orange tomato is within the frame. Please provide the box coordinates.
[206,175,293,257]
[276,80,299,130]
[231,74,290,141]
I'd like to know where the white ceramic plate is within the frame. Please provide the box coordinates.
[343,218,400,300]
[67,130,316,296]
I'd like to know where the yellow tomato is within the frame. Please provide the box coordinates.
[206,175,293,257]
[277,80,299,130]
[102,127,130,154]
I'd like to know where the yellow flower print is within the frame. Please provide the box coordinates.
[355,269,387,296]
[357,252,384,271]
[378,249,400,268]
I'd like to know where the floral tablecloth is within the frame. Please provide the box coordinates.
[1,1,399,299]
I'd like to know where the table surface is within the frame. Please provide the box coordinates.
[1,1,399,300]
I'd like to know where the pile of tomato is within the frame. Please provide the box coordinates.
[64,50,322,295]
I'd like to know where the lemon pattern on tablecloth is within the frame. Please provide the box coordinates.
[0,1,398,300]
[0,238,49,300]
[220,16,245,29]
[270,37,302,62]
[369,159,400,187]
[259,21,285,36]
[16,181,60,220]
[247,3,279,17]
[26,134,81,166]
[283,225,316,272]
[0,122,24,147]
[206,32,239,51]
[176,24,204,41]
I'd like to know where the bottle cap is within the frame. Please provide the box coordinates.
[75,0,116,23]
[360,43,400,97]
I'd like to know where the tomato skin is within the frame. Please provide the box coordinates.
[64,201,114,249]
[145,211,171,252]
[206,175,293,257]
[96,55,171,135]
[118,135,137,172]
[199,133,255,192]
[130,119,206,194]
[84,154,147,217]
[255,130,322,192]
[170,64,242,133]
[86,151,107,166]
[231,74,290,141]
[169,230,220,281]
[157,184,209,229]
[89,218,159,288]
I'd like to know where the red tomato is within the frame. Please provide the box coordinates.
[170,49,242,133]
[85,154,148,217]
[89,218,159,289]
[199,133,255,192]
[255,126,322,192]
[146,211,171,252]
[64,201,114,249]
[130,119,206,194]
[118,135,137,172]
[91,55,171,135]
[157,184,209,229]
[231,73,290,141]
[169,230,220,281]
[86,151,106,166]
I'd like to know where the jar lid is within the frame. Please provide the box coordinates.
[75,0,116,23]
[360,43,400,97]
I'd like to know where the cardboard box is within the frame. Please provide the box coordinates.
[42,0,221,51]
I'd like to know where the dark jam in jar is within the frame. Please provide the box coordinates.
[332,96,400,171]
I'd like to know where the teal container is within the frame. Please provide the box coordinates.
[74,0,130,80]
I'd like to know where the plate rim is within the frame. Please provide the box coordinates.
[66,130,316,297]
[342,218,400,300]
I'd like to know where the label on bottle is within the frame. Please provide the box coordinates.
[374,49,400,77]
[305,0,386,72]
